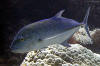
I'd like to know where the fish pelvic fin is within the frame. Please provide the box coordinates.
[61,41,71,47]
[55,10,65,17]
[82,6,91,38]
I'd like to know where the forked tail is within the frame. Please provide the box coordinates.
[82,6,91,38]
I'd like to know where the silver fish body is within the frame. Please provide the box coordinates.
[10,7,91,53]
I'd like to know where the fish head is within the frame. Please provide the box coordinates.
[10,35,28,53]
[10,28,39,53]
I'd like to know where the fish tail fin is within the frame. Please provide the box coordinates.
[82,6,91,38]
[55,10,65,17]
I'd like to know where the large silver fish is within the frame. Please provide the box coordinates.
[10,7,91,53]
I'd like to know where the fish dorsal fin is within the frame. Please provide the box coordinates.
[55,10,65,17]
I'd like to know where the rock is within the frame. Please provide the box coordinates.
[91,29,100,46]
[71,27,93,45]
[85,28,100,54]
[21,44,100,66]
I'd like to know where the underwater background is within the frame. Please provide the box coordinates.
[1,0,100,66]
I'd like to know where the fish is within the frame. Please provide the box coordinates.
[10,7,91,53]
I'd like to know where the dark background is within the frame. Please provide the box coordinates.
[1,0,100,59]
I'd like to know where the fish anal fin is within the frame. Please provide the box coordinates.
[61,40,71,47]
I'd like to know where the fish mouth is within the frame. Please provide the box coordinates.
[10,45,22,53]
[11,49,17,53]
[11,49,21,53]
[10,41,19,53]
[10,46,18,52]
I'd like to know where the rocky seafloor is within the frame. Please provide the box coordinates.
[20,28,100,66]
[21,44,100,66]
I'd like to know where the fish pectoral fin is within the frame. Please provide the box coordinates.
[61,40,71,47]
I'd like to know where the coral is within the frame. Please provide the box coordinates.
[91,29,100,46]
[21,44,100,66]
[70,27,93,45]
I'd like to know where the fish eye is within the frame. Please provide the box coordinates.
[20,38,24,41]
[17,35,25,41]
